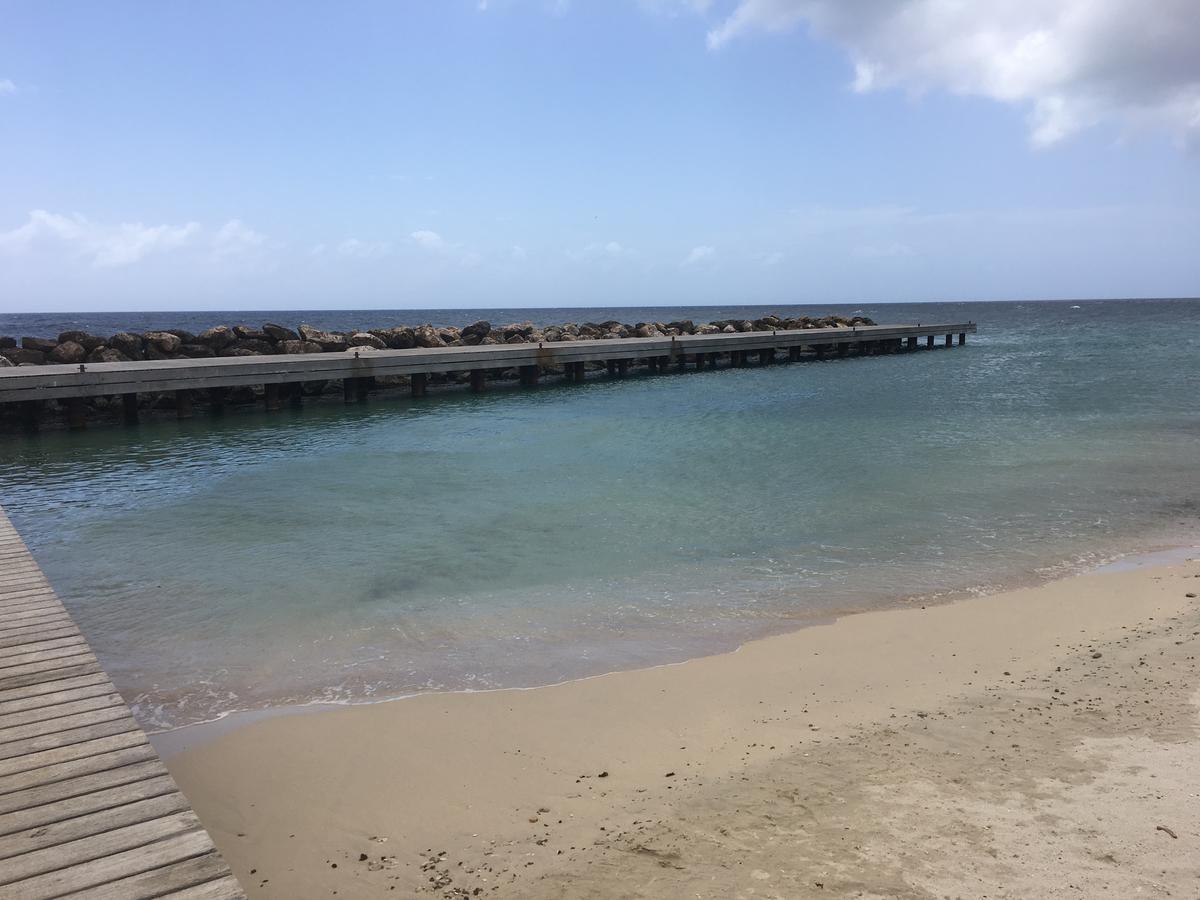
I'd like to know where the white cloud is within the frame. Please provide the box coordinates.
[336,237,392,259]
[410,229,446,252]
[0,79,16,96]
[639,0,711,16]
[682,244,715,266]
[567,240,631,263]
[0,209,199,267]
[705,0,1200,146]
[511,244,528,261]
[211,218,273,260]
[759,250,785,266]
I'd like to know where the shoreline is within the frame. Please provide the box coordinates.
[166,551,1200,898]
[148,537,1200,752]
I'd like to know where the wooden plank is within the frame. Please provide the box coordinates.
[0,773,177,838]
[0,716,141,762]
[0,642,94,671]
[0,676,113,716]
[0,691,122,730]
[0,651,101,684]
[0,661,105,696]
[0,810,205,885]
[0,744,159,792]
[0,704,134,746]
[0,790,192,859]
[0,638,87,667]
[0,826,219,898]
[0,598,62,619]
[0,620,80,649]
[56,853,242,899]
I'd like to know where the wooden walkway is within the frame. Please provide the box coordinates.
[0,507,243,899]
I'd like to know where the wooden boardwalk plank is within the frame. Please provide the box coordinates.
[0,508,244,898]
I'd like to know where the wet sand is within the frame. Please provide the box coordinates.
[165,559,1200,898]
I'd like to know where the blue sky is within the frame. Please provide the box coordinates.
[1,0,1197,311]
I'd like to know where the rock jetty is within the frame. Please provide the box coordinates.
[0,314,873,369]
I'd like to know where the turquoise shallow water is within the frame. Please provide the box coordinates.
[2,299,1199,729]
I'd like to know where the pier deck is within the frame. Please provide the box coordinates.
[0,322,975,412]
[0,507,243,899]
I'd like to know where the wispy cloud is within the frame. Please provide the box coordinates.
[682,244,715,266]
[567,240,630,263]
[0,79,16,96]
[0,210,200,267]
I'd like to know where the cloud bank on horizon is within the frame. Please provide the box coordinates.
[703,0,1200,147]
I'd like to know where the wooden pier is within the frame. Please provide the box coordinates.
[0,507,243,899]
[0,322,975,427]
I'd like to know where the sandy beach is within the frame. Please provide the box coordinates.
[162,559,1200,899]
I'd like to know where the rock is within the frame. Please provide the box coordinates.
[88,347,131,363]
[721,324,736,333]
[233,324,269,341]
[179,344,216,358]
[372,327,416,350]
[220,347,266,357]
[278,340,325,354]
[57,331,106,352]
[666,320,695,334]
[438,326,461,344]
[460,320,491,344]
[109,332,145,359]
[2,347,45,365]
[0,336,15,349]
[166,328,197,343]
[143,331,182,353]
[198,326,235,350]
[633,324,662,338]
[48,341,86,364]
[695,323,720,334]
[298,324,348,351]
[262,323,299,342]
[22,336,58,353]
[230,338,275,355]
[413,325,447,348]
[348,332,387,349]
[0,355,12,367]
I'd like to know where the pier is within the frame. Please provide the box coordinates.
[0,507,244,898]
[0,322,975,428]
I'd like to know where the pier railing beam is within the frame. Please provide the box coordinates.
[121,393,139,425]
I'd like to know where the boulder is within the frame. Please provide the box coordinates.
[0,355,12,367]
[262,323,299,342]
[233,325,269,341]
[695,324,720,334]
[0,336,15,349]
[278,340,325,354]
[48,341,86,364]
[143,331,182,353]
[348,332,387,349]
[413,325,446,348]
[166,328,197,343]
[220,347,266,357]
[722,324,736,333]
[57,331,106,352]
[372,327,416,350]
[2,348,45,365]
[230,338,275,355]
[179,344,217,358]
[666,320,695,334]
[198,326,235,350]
[88,347,131,363]
[437,326,461,344]
[298,324,348,351]
[460,320,491,344]
[22,336,58,353]
[633,324,662,338]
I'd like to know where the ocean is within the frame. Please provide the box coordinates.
[1,298,1198,731]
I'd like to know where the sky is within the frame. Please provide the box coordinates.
[1,0,1198,312]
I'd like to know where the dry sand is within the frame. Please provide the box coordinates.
[164,560,1200,898]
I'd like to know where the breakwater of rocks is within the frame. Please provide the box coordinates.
[0,313,873,368]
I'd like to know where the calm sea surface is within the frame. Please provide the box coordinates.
[2,299,1198,730]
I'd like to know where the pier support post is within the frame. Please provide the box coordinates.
[175,389,195,419]
[675,355,686,373]
[958,332,966,345]
[286,383,304,408]
[816,345,827,360]
[732,350,746,368]
[573,361,586,382]
[605,360,617,377]
[343,378,356,404]
[264,383,282,411]
[695,352,706,369]
[616,359,629,378]
[20,400,41,432]
[357,377,370,402]
[944,334,953,347]
[837,343,848,357]
[65,397,87,430]
[906,336,918,351]
[209,387,226,415]
[121,393,139,425]
[926,335,935,350]
[788,346,802,362]
[469,369,486,393]
[411,373,428,397]
[519,365,539,386]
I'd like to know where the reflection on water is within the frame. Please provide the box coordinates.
[2,299,1199,729]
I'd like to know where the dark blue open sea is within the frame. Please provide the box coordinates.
[2,299,1198,730]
